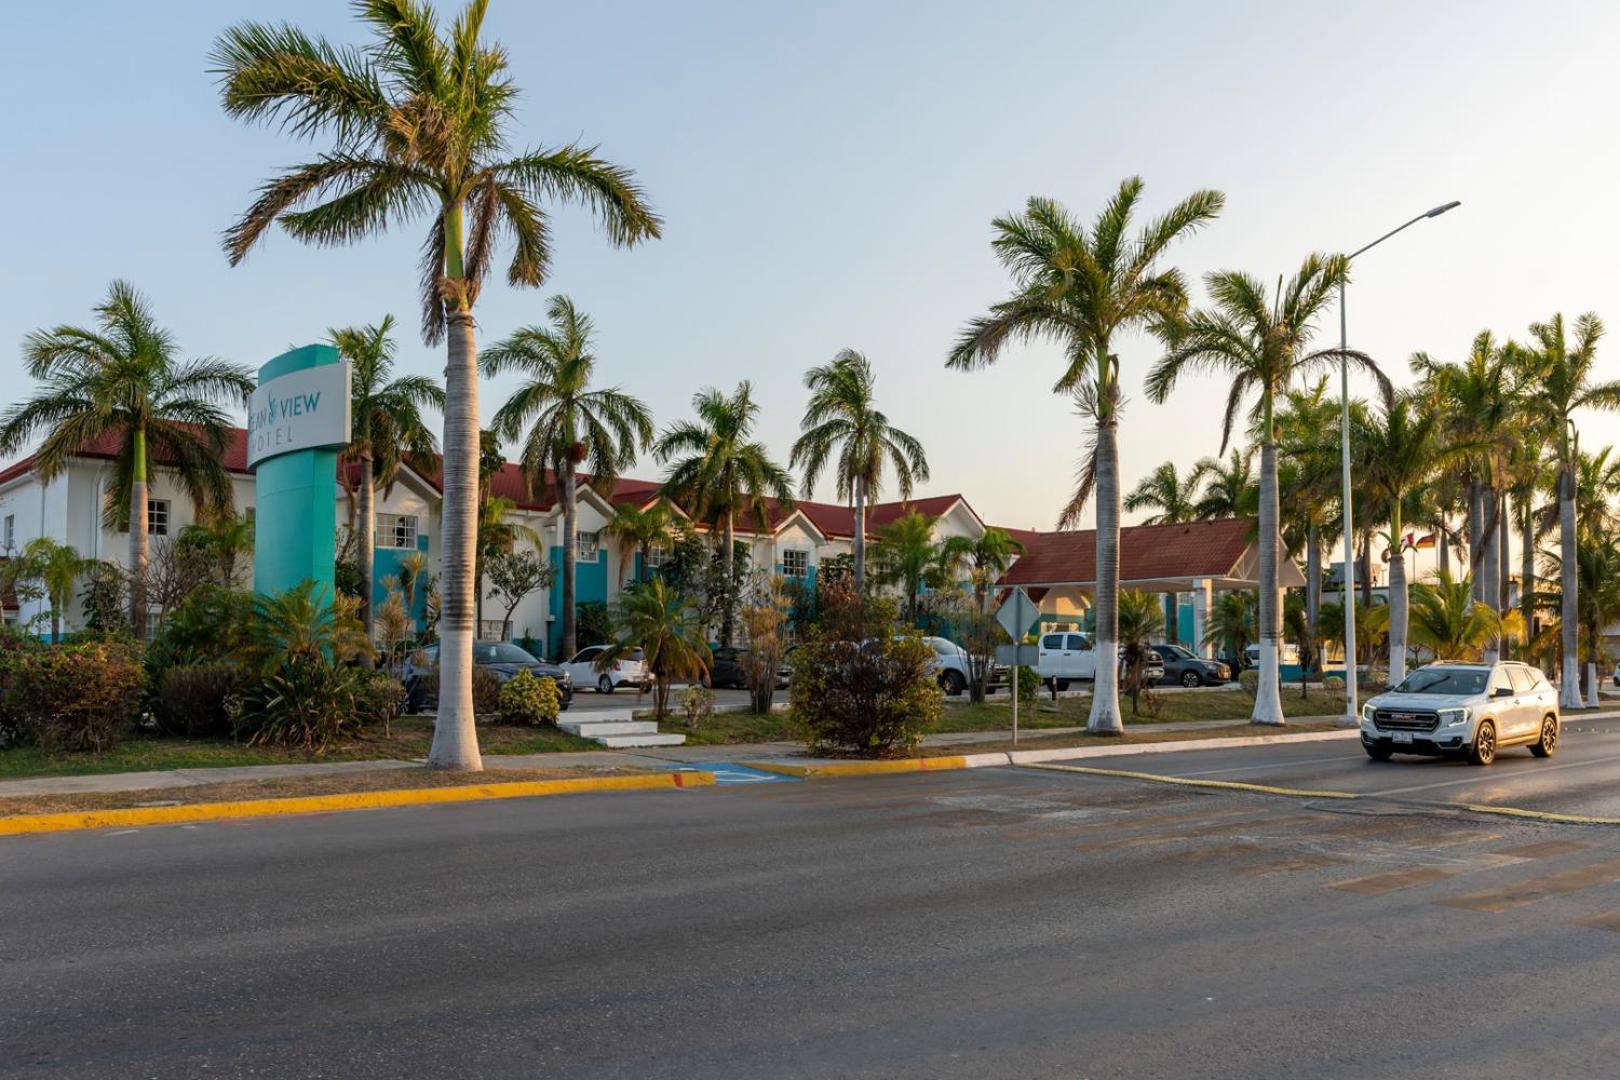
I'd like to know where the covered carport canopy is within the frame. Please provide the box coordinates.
[996,518,1304,656]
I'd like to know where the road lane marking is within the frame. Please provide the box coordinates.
[1364,751,1620,798]
[1438,857,1620,912]
[1161,753,1364,778]
[1329,867,1458,895]
[1574,911,1620,932]
[1022,762,1357,799]
[1496,839,1593,860]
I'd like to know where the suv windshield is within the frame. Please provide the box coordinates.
[474,642,538,665]
[1392,667,1488,696]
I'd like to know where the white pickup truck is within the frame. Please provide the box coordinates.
[1036,630,1163,690]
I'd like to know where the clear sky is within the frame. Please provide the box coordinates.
[4,0,1618,531]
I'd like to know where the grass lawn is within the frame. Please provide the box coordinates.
[936,689,1342,733]
[914,721,1344,756]
[0,715,598,782]
[0,764,639,817]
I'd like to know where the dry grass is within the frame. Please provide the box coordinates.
[0,765,641,817]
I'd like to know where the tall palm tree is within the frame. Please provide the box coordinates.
[1350,393,1470,684]
[601,578,711,720]
[791,350,929,592]
[214,1,661,770]
[1518,313,1620,708]
[1123,461,1207,525]
[1191,449,1256,520]
[1117,590,1167,716]
[1148,254,1387,724]
[483,296,653,659]
[332,315,444,638]
[947,177,1224,734]
[1275,378,1342,645]
[604,500,672,587]
[0,281,252,642]
[655,382,793,644]
[872,510,939,626]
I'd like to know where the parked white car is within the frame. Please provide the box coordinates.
[562,644,651,694]
[1036,631,1162,689]
[1360,661,1559,766]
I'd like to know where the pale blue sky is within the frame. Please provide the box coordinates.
[4,0,1618,530]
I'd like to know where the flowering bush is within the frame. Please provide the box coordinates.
[498,669,561,726]
[789,635,940,757]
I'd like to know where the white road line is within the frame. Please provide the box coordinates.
[1363,751,1620,798]
[1165,754,1358,778]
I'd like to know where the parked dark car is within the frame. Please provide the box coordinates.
[705,646,791,690]
[1151,643,1231,687]
[402,641,573,712]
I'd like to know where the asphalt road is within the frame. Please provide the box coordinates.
[8,726,1620,1078]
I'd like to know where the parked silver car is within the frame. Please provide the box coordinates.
[1360,661,1559,766]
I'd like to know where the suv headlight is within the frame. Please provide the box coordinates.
[1438,707,1471,727]
[1361,703,1376,725]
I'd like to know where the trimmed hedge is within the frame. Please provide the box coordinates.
[2,641,144,752]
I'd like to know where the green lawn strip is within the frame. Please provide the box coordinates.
[938,690,1337,731]
[914,721,1346,757]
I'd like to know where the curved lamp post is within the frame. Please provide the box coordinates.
[1339,200,1461,722]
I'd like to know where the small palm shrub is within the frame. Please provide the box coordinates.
[355,670,408,736]
[499,670,561,726]
[2,642,144,752]
[789,635,941,757]
[237,658,367,753]
[154,662,244,737]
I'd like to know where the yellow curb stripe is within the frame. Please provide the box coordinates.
[1456,803,1620,827]
[0,771,716,838]
[1020,762,1359,800]
[747,756,973,778]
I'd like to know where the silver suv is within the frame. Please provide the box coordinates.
[1360,662,1559,766]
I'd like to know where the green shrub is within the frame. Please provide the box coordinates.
[155,662,244,737]
[680,685,716,731]
[1014,665,1040,700]
[411,667,503,716]
[3,641,144,752]
[355,669,408,735]
[1238,668,1260,696]
[498,669,561,726]
[788,635,941,757]
[236,657,366,753]
[1322,674,1345,690]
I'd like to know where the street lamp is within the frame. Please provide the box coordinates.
[1338,200,1460,724]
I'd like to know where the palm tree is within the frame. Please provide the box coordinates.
[1409,571,1522,662]
[483,296,653,658]
[1123,461,1207,525]
[332,316,443,638]
[790,349,929,592]
[938,527,1026,618]
[476,495,540,636]
[214,1,661,770]
[1276,378,1342,646]
[604,500,672,587]
[244,580,374,674]
[1350,392,1470,684]
[181,511,256,587]
[872,511,939,626]
[1117,590,1166,716]
[1517,313,1620,708]
[1202,590,1257,668]
[655,382,794,644]
[947,177,1224,735]
[1191,449,1256,520]
[1148,254,1387,725]
[0,281,252,642]
[601,578,711,720]
[0,538,86,643]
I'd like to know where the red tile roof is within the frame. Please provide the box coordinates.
[999,518,1256,586]
[0,427,252,489]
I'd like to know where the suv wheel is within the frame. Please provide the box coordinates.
[1468,719,1497,766]
[939,670,966,697]
[1530,715,1559,758]
[1180,671,1202,688]
[597,675,614,695]
[1364,744,1393,761]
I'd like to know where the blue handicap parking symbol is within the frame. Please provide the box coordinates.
[681,762,799,785]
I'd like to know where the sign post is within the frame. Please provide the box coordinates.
[247,345,352,601]
[995,587,1039,747]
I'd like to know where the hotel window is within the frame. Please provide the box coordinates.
[377,513,418,550]
[645,540,670,569]
[576,531,600,561]
[781,549,809,578]
[2,514,12,552]
[148,500,170,536]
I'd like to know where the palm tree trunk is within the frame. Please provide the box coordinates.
[129,424,149,643]
[1358,534,1373,608]
[1467,478,1483,602]
[1306,522,1321,675]
[1480,487,1500,664]
[428,204,484,772]
[853,477,867,593]
[1497,488,1511,610]
[1559,462,1582,710]
[561,461,578,659]
[1387,511,1409,686]
[1438,525,1450,579]
[1520,498,1536,639]
[1087,421,1123,735]
[1252,441,1285,725]
[720,511,736,645]
[358,454,375,640]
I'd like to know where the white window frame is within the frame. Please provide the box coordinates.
[576,530,600,561]
[645,540,670,569]
[781,549,809,578]
[148,500,170,536]
[376,513,419,550]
